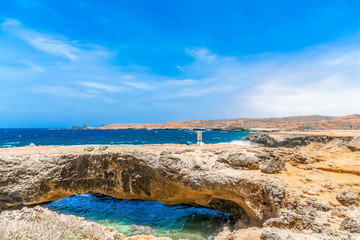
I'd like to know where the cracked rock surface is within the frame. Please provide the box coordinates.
[1,134,360,239]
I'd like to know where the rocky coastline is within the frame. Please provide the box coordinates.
[70,114,360,132]
[0,131,360,239]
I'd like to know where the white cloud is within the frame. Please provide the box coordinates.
[1,19,80,61]
[167,44,360,117]
[231,44,360,117]
[175,65,184,72]
[122,81,155,90]
[165,79,198,86]
[79,81,124,92]
[121,75,134,80]
[33,86,95,98]
[24,61,45,73]
[1,18,359,119]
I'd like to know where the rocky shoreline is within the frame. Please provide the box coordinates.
[69,114,360,131]
[0,132,360,239]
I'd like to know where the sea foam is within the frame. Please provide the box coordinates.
[225,140,251,145]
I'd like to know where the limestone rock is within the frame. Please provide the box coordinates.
[305,197,332,212]
[336,190,360,207]
[247,133,346,148]
[225,153,260,170]
[340,217,360,233]
[264,210,313,231]
[0,144,289,226]
[260,228,282,240]
[256,152,285,174]
[331,206,348,218]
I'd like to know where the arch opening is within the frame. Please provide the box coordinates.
[46,193,236,240]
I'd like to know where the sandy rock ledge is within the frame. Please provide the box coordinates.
[0,135,360,239]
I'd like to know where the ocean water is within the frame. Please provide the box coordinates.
[47,194,233,240]
[2,129,246,239]
[0,128,250,148]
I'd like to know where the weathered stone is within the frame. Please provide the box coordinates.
[84,146,95,152]
[336,190,360,207]
[247,133,351,149]
[225,153,260,170]
[256,152,285,174]
[340,217,360,233]
[260,228,282,240]
[264,210,313,231]
[0,145,289,226]
[331,206,348,218]
[305,197,332,212]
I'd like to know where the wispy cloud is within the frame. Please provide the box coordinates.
[1,18,359,122]
[33,86,95,98]
[161,44,360,117]
[164,79,198,86]
[23,61,46,73]
[78,81,124,92]
[122,81,155,90]
[1,19,80,61]
[239,45,360,116]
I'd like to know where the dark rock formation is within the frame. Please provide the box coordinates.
[67,124,93,130]
[247,132,353,148]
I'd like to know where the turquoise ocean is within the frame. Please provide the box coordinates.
[1,129,250,239]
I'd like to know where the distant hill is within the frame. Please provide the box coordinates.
[95,114,360,131]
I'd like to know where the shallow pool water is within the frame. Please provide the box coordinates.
[47,194,233,240]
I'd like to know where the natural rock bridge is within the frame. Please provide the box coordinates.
[0,144,288,227]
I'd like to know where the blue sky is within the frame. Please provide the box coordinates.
[1,0,360,127]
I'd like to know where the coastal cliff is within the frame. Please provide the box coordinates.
[0,144,289,225]
[1,137,360,239]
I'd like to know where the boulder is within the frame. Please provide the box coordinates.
[336,190,360,207]
[340,217,360,233]
[256,152,285,174]
[260,228,282,240]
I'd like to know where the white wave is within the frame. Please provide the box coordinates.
[28,143,36,147]
[222,140,251,145]
[1,145,13,148]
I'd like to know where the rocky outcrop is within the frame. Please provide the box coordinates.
[247,132,353,148]
[340,217,360,233]
[0,144,289,226]
[218,151,285,173]
[67,124,94,130]
[1,140,360,240]
[336,190,360,207]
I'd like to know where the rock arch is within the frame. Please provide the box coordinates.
[0,145,288,227]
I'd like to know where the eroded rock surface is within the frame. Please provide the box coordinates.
[1,138,360,240]
[337,190,360,207]
[0,144,289,226]
[247,132,353,148]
